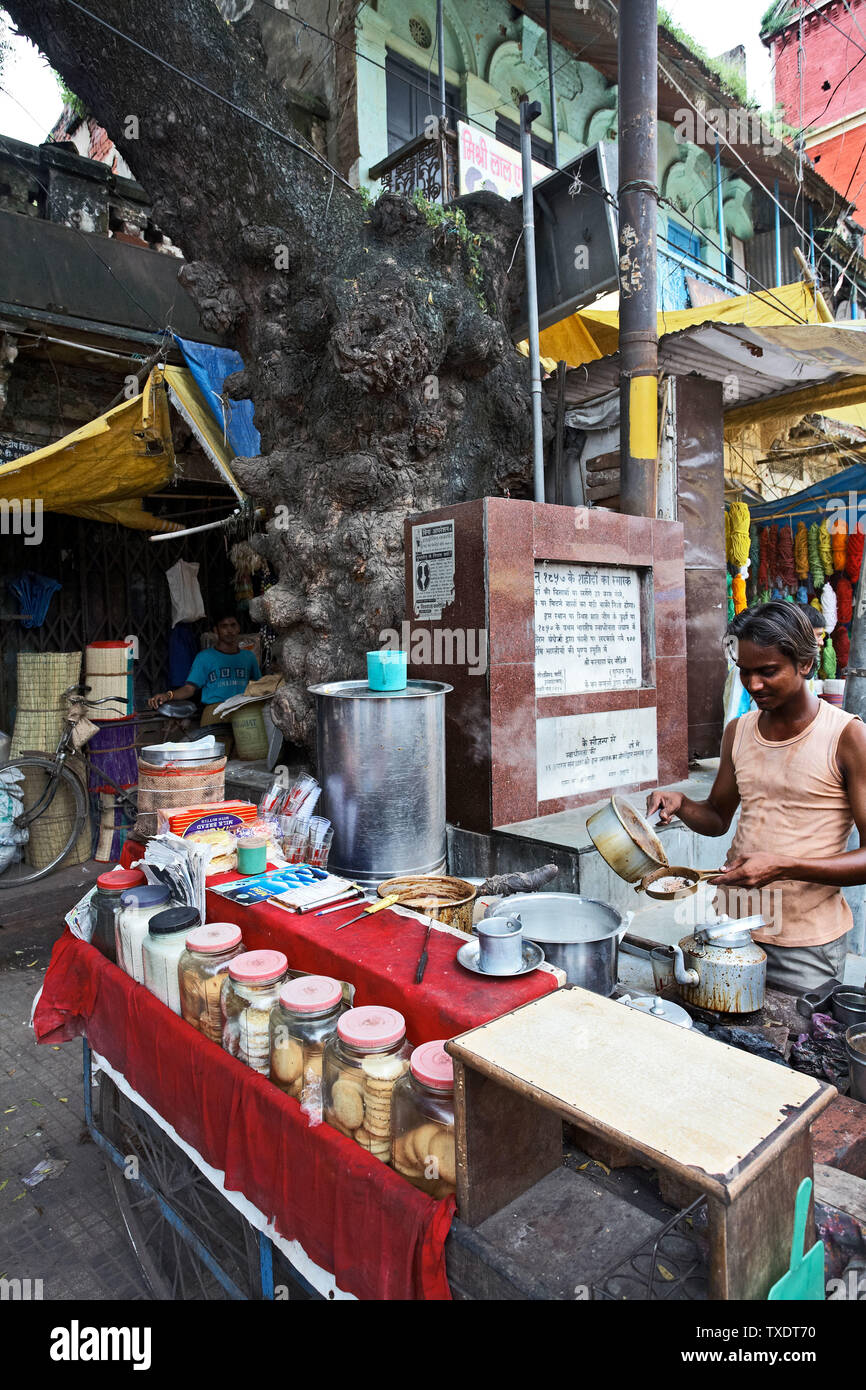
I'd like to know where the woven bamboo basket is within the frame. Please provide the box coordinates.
[10,651,83,758]
[84,642,131,721]
[22,755,92,869]
[133,755,226,839]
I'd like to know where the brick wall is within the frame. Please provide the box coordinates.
[772,0,866,130]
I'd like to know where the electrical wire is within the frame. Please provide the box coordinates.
[596,0,866,305]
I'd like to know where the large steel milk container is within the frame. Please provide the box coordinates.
[309,680,452,886]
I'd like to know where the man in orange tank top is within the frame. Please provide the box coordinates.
[647,601,866,994]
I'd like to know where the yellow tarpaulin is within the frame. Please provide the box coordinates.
[0,364,243,530]
[536,280,822,370]
[0,366,179,529]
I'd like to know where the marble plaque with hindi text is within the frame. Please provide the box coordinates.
[536,707,659,802]
[534,562,642,696]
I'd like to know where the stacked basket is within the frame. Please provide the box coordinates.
[11,652,92,869]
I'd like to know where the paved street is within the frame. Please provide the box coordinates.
[0,964,148,1301]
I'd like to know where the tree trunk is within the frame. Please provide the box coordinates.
[5,0,542,745]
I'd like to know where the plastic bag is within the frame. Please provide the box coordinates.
[0,766,28,873]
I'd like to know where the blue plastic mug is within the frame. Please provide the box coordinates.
[367,650,408,691]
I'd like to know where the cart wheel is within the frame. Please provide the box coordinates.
[94,1070,261,1300]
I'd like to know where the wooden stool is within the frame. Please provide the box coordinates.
[447,987,836,1300]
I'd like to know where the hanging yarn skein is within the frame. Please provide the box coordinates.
[833,625,850,670]
[847,531,864,584]
[749,525,760,584]
[758,527,771,591]
[726,573,734,622]
[796,585,809,605]
[820,636,837,681]
[794,522,809,580]
[732,575,747,613]
[821,581,837,633]
[728,501,751,569]
[808,523,825,589]
[777,525,795,590]
[837,575,854,623]
[818,521,833,577]
[831,519,848,572]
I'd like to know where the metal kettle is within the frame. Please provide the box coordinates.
[660,915,767,1014]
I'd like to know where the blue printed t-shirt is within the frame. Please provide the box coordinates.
[186,647,261,705]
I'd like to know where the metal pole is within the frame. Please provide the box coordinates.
[715,137,726,276]
[545,0,560,169]
[520,97,545,504]
[436,0,446,121]
[774,179,783,287]
[618,0,658,519]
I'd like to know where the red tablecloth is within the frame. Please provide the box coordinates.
[37,858,557,1299]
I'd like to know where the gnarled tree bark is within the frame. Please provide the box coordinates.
[5,0,543,745]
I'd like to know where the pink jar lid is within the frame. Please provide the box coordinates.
[186,922,243,953]
[97,867,146,890]
[228,949,287,984]
[279,975,342,1013]
[338,1005,405,1049]
[410,1040,454,1089]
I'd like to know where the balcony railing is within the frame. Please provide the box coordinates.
[368,127,458,205]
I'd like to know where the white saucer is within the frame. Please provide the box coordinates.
[456,937,545,978]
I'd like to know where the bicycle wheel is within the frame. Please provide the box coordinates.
[0,755,88,888]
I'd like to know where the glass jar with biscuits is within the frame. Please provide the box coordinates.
[221,949,289,1074]
[178,922,246,1043]
[391,1041,456,1199]
[322,1006,411,1162]
[269,975,345,1120]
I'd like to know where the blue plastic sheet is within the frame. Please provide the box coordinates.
[173,335,261,457]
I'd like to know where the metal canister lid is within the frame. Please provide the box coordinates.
[619,993,693,1028]
[148,906,200,936]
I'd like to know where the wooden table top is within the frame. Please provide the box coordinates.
[448,986,836,1201]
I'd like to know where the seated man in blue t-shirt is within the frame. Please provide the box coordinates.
[149,613,261,733]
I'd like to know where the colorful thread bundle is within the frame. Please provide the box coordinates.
[794,522,809,581]
[732,575,747,613]
[833,624,850,670]
[808,523,825,589]
[726,573,734,622]
[837,576,854,623]
[821,582,838,633]
[777,525,795,588]
[749,525,760,585]
[728,501,751,568]
[820,636,837,681]
[847,531,864,584]
[818,521,833,577]
[831,520,848,572]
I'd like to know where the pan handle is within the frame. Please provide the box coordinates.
[796,978,842,1019]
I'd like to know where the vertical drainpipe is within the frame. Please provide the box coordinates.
[715,137,726,280]
[545,0,560,170]
[774,179,783,286]
[618,0,659,520]
[436,0,446,120]
[520,97,545,504]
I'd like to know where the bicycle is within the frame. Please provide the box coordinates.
[0,684,139,888]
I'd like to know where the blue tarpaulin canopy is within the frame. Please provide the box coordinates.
[173,335,261,457]
[748,462,866,531]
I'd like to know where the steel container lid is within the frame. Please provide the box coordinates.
[307,680,453,698]
[488,893,623,944]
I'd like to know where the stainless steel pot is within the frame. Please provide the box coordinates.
[832,989,866,1029]
[309,679,452,887]
[487,893,626,995]
[846,1023,866,1103]
[586,796,667,884]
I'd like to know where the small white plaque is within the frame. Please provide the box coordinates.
[536,707,658,802]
